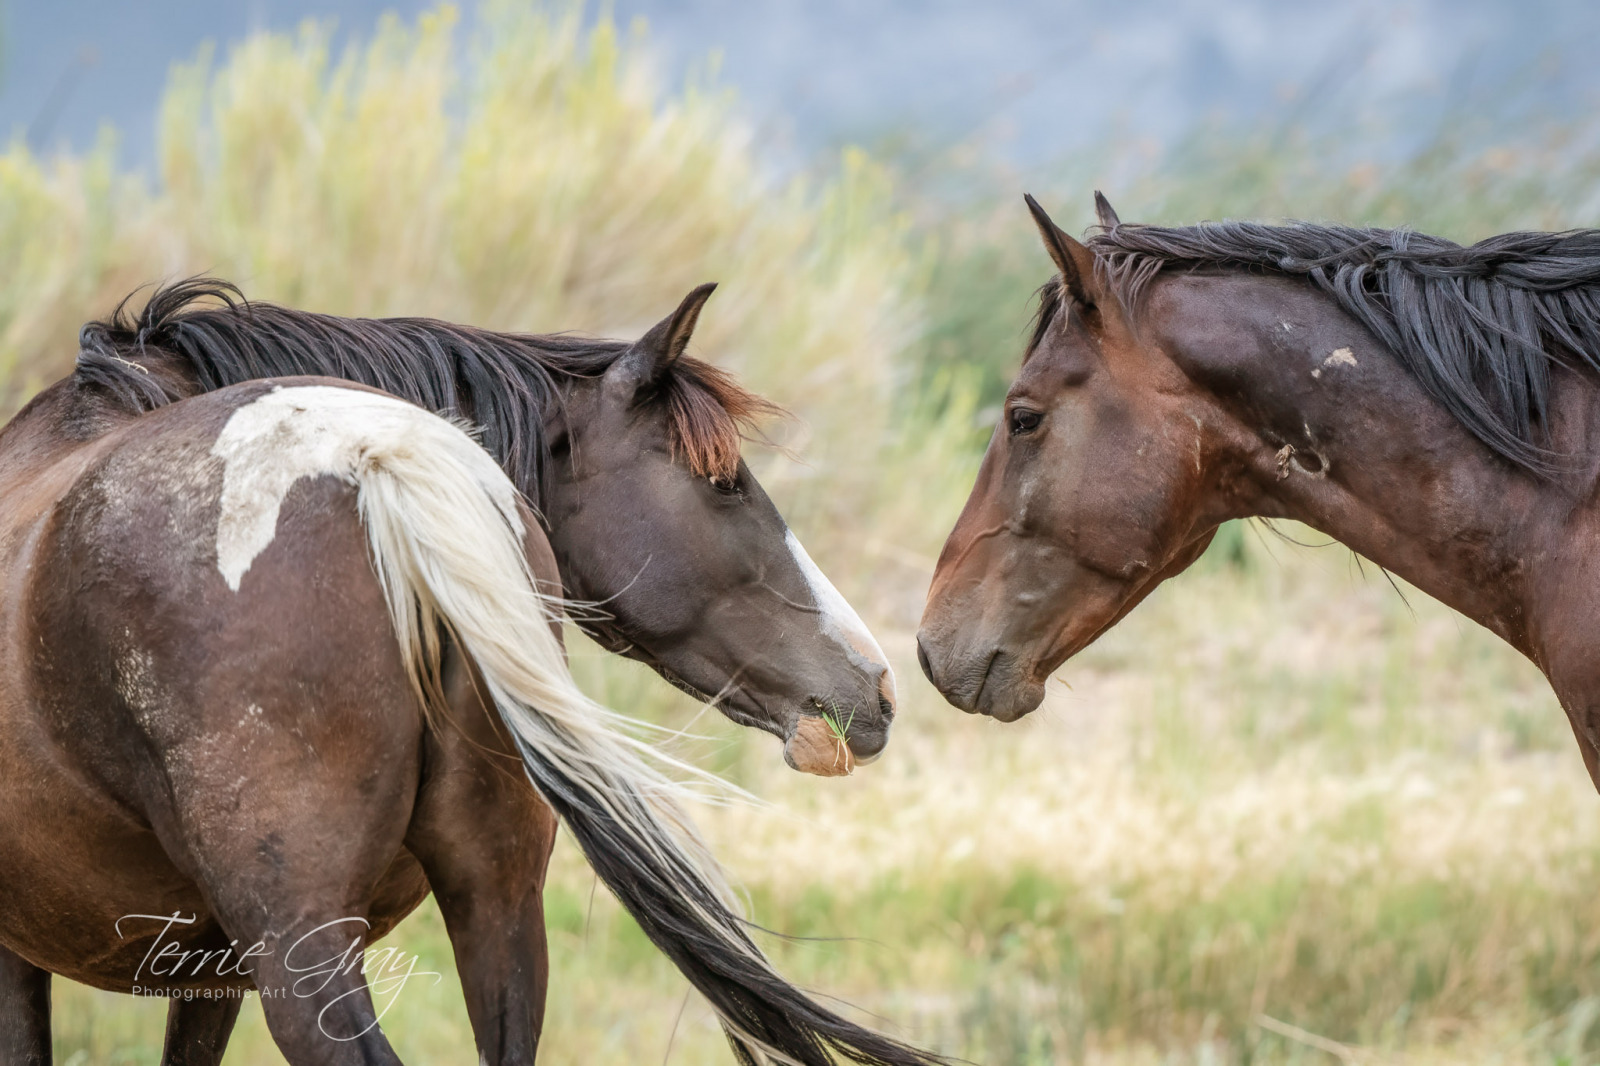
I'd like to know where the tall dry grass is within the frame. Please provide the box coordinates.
[20,3,1600,1065]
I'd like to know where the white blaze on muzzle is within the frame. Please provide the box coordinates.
[783,529,897,707]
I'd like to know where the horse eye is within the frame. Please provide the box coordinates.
[1009,408,1043,436]
[709,474,743,497]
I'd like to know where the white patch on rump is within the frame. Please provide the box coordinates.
[210,385,514,591]
[1322,347,1358,369]
[783,530,897,704]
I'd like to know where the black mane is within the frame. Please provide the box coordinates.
[76,278,769,496]
[1085,221,1600,473]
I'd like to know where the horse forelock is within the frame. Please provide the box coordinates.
[661,357,784,482]
[1083,220,1600,475]
[75,278,781,492]
[1024,278,1066,363]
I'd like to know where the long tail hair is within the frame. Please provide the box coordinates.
[263,385,946,1065]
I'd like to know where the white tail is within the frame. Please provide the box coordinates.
[210,384,945,1066]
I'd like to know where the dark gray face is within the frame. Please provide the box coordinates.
[538,289,897,774]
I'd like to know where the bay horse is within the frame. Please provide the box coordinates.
[919,192,1600,795]
[0,281,933,1065]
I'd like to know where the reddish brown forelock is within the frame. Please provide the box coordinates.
[661,357,785,481]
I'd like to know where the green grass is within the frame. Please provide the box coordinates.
[823,704,858,745]
[21,2,1600,1064]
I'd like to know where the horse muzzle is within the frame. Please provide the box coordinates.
[782,694,892,777]
[915,632,1045,722]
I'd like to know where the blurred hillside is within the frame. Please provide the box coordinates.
[18,4,1600,1065]
[9,1,1600,174]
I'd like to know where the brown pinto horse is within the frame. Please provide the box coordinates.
[0,282,932,1065]
[920,193,1600,793]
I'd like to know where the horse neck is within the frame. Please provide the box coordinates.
[1167,274,1595,667]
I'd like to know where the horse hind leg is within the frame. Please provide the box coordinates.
[2,946,242,1066]
[161,996,243,1066]
[137,748,419,1064]
[403,648,558,1065]
[0,943,50,1065]
[156,718,418,1056]
[158,718,417,1066]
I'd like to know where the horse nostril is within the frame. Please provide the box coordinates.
[916,635,935,685]
[877,694,894,719]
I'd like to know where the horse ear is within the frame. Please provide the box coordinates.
[622,282,718,386]
[1093,190,1120,229]
[1023,194,1096,308]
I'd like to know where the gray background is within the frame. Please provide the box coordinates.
[4,1,1597,171]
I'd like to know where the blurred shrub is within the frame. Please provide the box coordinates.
[0,2,951,577]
